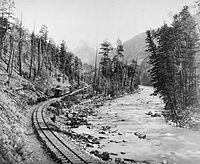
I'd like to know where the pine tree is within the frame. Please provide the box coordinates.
[0,0,14,58]
[146,6,199,124]
[172,6,199,108]
[74,56,82,86]
[99,40,112,94]
[116,39,124,90]
[128,59,138,92]
[59,40,67,74]
[17,17,23,76]
[29,32,36,79]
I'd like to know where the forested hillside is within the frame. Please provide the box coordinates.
[0,1,140,162]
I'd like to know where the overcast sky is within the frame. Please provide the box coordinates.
[14,0,194,49]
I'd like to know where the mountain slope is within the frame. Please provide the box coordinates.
[73,43,96,65]
[139,54,152,86]
[73,32,147,66]
[123,32,148,64]
[122,32,152,85]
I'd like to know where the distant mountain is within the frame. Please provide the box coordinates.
[73,33,152,85]
[139,54,152,86]
[122,32,148,64]
[74,32,148,66]
[122,32,152,85]
[73,42,96,66]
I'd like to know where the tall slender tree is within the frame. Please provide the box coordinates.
[146,6,199,124]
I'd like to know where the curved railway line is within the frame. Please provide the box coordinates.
[32,88,108,164]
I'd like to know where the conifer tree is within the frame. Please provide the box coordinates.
[116,39,124,90]
[74,56,82,86]
[99,40,112,94]
[146,6,199,124]
[29,32,35,79]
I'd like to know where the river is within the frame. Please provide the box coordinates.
[73,86,200,164]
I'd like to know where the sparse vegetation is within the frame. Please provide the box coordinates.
[94,39,139,96]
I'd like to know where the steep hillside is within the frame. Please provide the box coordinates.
[122,32,152,85]
[139,55,152,86]
[73,43,96,66]
[0,64,56,163]
[0,58,69,163]
[123,32,148,64]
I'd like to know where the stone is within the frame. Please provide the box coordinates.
[99,131,105,134]
[115,158,122,164]
[162,159,168,164]
[100,151,110,161]
[90,150,100,157]
[99,136,106,139]
[92,140,100,144]
[86,143,94,148]
[146,111,153,115]
[134,132,140,136]
[138,134,146,139]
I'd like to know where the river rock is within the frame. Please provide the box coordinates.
[86,143,94,148]
[100,151,110,161]
[99,136,106,139]
[146,111,153,115]
[99,131,105,134]
[115,158,126,164]
[90,150,100,157]
[134,132,146,139]
[162,159,168,164]
[138,134,146,139]
[134,132,140,136]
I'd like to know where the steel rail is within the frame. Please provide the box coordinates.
[34,104,71,163]
[33,87,105,164]
[40,102,88,164]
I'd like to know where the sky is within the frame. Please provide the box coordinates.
[13,0,195,49]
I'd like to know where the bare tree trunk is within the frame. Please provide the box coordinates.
[37,38,41,75]
[7,35,13,72]
[29,38,34,79]
[8,48,15,86]
[18,28,23,76]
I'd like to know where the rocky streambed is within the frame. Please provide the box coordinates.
[46,86,200,164]
[70,86,200,164]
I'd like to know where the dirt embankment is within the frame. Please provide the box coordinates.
[0,71,58,164]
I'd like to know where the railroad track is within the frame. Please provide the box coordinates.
[32,98,107,164]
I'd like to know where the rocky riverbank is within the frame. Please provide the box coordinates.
[47,86,200,164]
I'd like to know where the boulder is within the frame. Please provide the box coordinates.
[100,152,110,161]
